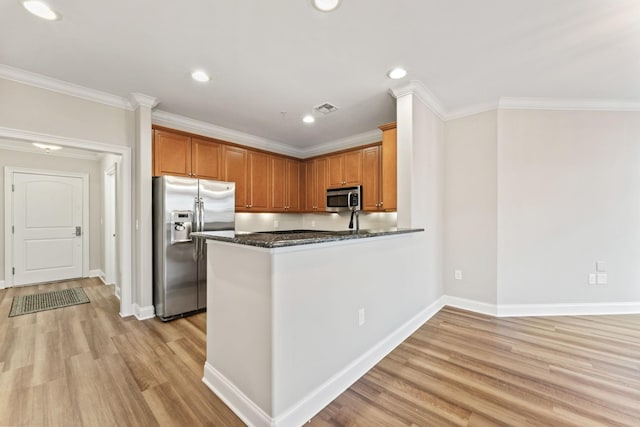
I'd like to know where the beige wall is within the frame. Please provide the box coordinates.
[444,110,497,304]
[497,109,640,304]
[0,145,103,280]
[0,79,134,147]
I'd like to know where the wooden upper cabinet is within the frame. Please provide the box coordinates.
[248,151,270,210]
[327,150,362,187]
[315,157,328,210]
[223,145,248,210]
[192,138,221,180]
[270,156,286,211]
[327,154,344,188]
[286,160,301,211]
[271,157,301,212]
[153,130,191,177]
[362,146,381,211]
[153,129,222,179]
[153,125,395,213]
[380,122,397,211]
[303,158,327,212]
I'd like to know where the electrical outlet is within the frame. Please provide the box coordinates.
[274,220,279,228]
[311,220,316,227]
[588,273,596,285]
[596,273,608,285]
[358,308,365,326]
[454,270,462,280]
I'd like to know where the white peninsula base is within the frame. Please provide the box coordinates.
[201,231,436,427]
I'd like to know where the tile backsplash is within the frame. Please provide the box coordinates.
[235,212,397,232]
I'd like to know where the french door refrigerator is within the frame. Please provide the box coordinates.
[152,175,235,321]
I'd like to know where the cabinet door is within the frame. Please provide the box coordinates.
[362,146,381,211]
[304,160,316,212]
[344,150,363,186]
[315,158,328,210]
[153,130,191,177]
[248,151,270,210]
[286,160,301,211]
[223,145,248,210]
[327,154,344,187]
[381,124,397,211]
[270,156,286,211]
[192,138,221,180]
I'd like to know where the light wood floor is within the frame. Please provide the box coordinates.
[1,279,639,426]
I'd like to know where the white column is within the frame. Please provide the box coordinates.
[390,80,446,298]
[129,93,158,319]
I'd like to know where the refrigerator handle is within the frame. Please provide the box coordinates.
[193,196,200,260]
[198,198,205,259]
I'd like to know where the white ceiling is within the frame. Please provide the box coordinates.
[1,0,639,149]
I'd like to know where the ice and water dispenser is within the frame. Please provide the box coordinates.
[170,210,192,244]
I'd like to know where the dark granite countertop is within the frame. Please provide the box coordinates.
[191,228,424,248]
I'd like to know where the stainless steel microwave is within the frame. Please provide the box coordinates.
[326,186,361,212]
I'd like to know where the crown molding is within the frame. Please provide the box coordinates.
[445,101,499,121]
[129,93,159,109]
[0,138,101,161]
[152,110,305,158]
[301,129,382,158]
[389,80,447,121]
[0,64,134,110]
[498,97,640,112]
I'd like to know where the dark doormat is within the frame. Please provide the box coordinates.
[9,287,90,317]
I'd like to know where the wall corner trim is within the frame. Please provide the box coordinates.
[129,93,159,109]
[389,80,447,120]
[133,304,155,320]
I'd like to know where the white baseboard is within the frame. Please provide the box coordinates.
[274,296,446,427]
[496,301,640,317]
[89,269,105,279]
[442,295,497,316]
[133,304,155,320]
[203,296,446,427]
[203,363,272,427]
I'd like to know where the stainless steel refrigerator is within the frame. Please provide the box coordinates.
[152,175,235,321]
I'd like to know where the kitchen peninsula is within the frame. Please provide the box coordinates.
[193,228,428,427]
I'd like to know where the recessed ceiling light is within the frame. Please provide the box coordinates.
[303,115,315,124]
[387,67,407,79]
[32,142,63,152]
[22,1,60,20]
[191,70,211,82]
[312,0,341,12]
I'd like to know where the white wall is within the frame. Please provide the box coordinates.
[444,110,497,304]
[0,79,134,147]
[0,145,103,280]
[497,110,640,305]
[396,92,445,304]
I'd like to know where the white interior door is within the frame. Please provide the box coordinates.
[104,166,117,286]
[12,172,84,285]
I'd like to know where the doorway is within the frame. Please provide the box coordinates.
[104,164,118,294]
[4,168,89,286]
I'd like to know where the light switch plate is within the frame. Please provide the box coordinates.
[454,270,462,280]
[596,261,607,272]
[588,273,596,285]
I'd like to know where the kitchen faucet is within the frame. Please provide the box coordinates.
[348,206,360,232]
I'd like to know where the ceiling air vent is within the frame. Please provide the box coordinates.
[314,102,339,114]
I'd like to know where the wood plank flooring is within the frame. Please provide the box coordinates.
[311,307,640,427]
[1,279,639,426]
[0,278,243,427]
